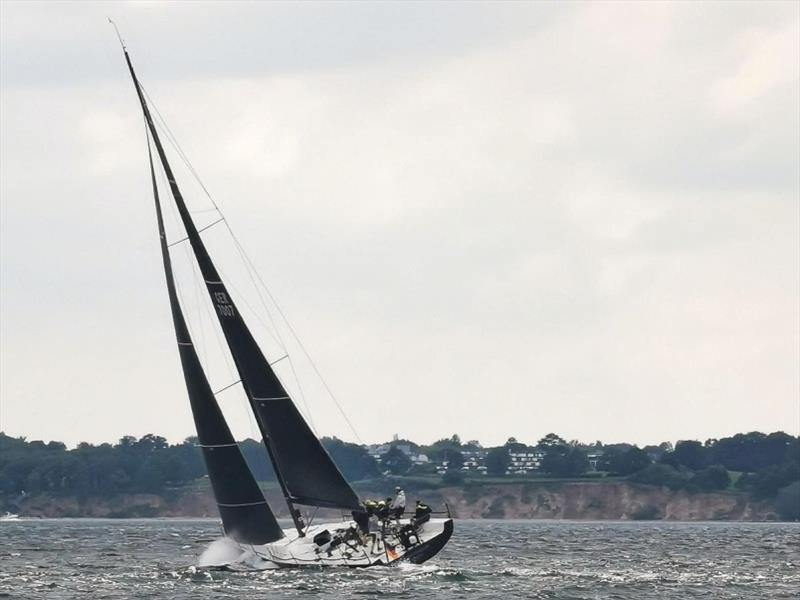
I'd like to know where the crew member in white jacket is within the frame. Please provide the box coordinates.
[390,486,406,518]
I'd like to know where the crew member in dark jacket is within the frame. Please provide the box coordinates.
[413,499,432,525]
[352,509,370,535]
[376,498,392,520]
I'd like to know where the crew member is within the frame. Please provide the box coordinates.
[352,509,370,535]
[364,498,378,517]
[376,498,390,520]
[390,486,406,518]
[413,499,432,525]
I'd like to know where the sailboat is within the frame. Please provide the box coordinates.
[119,42,453,567]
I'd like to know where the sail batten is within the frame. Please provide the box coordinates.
[124,51,361,515]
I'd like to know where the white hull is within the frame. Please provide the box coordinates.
[206,518,453,569]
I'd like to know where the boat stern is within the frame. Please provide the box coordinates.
[400,517,454,565]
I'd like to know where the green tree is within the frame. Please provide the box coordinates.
[663,440,707,470]
[709,431,795,472]
[689,465,731,491]
[505,437,529,452]
[537,433,567,449]
[540,445,589,477]
[442,471,464,485]
[445,450,464,471]
[775,481,800,521]
[536,435,588,477]
[737,458,800,498]
[321,437,380,480]
[601,446,651,475]
[382,446,412,475]
[632,464,689,490]
[421,435,461,463]
[238,439,277,481]
[485,447,511,476]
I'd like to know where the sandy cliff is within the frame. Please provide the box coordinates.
[436,481,776,520]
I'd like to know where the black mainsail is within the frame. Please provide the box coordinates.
[144,135,283,545]
[124,50,361,530]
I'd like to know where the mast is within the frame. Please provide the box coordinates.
[122,48,361,535]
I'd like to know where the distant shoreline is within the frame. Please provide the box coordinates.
[4,516,799,523]
[10,479,791,522]
[3,431,797,521]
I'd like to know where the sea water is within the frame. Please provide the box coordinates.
[0,519,797,599]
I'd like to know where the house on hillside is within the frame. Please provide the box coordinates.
[365,442,429,467]
[505,451,545,475]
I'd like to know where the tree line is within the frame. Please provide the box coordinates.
[0,433,378,500]
[1,430,797,519]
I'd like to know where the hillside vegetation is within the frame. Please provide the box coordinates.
[1,431,797,521]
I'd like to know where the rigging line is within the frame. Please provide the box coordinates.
[147,126,201,357]
[224,233,318,435]
[157,145,260,442]
[189,233,209,367]
[147,109,294,364]
[159,157,210,367]
[167,216,225,247]
[214,236,317,434]
[173,209,238,385]
[215,258,318,434]
[305,506,319,530]
[229,234,363,444]
[150,133,239,393]
[174,185,210,367]
[139,99,286,359]
[160,152,218,374]
[177,228,277,440]
[166,237,188,249]
[183,212,242,392]
[141,86,294,370]
[154,133,284,430]
[146,113,283,355]
[232,242,290,361]
[138,81,357,442]
[138,84,296,392]
[213,379,242,396]
[138,81,262,445]
[140,84,218,210]
[211,259,285,351]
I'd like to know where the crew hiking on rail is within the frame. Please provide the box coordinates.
[357,487,433,530]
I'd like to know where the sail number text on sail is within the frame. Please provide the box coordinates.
[214,291,236,317]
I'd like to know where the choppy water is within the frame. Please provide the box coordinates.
[1,519,797,599]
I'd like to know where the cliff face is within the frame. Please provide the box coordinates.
[16,481,779,521]
[437,482,777,521]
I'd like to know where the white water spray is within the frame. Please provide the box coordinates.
[197,537,246,567]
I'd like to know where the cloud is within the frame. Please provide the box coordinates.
[1,1,797,447]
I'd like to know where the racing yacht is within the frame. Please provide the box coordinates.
[118,37,453,567]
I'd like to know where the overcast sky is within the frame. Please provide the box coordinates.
[1,1,798,448]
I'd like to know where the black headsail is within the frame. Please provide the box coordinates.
[123,50,362,527]
[143,132,283,545]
